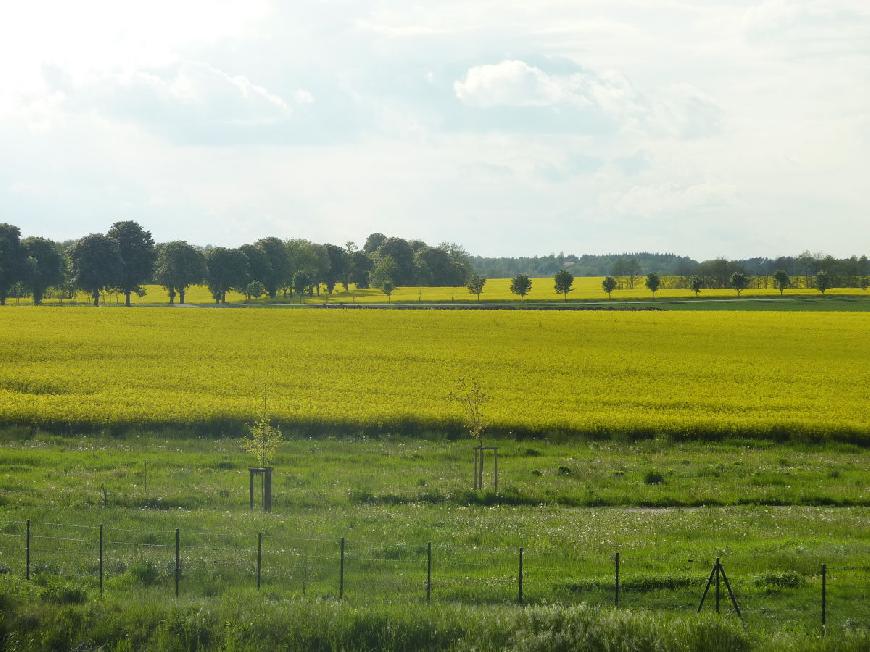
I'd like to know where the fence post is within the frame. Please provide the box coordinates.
[518,547,524,604]
[821,563,827,634]
[25,519,30,581]
[614,551,620,608]
[715,557,720,614]
[339,537,345,600]
[257,532,262,590]
[175,528,180,598]
[99,524,104,598]
[426,541,432,603]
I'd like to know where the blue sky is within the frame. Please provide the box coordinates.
[1,1,868,259]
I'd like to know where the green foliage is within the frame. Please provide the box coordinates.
[510,274,532,300]
[205,247,248,304]
[602,276,618,298]
[816,271,832,294]
[241,404,283,467]
[451,378,488,442]
[69,234,123,306]
[107,221,157,306]
[154,241,207,305]
[245,281,266,302]
[466,274,486,301]
[553,269,574,300]
[689,275,704,296]
[21,237,64,306]
[370,255,399,292]
[773,270,790,296]
[731,272,750,297]
[645,273,661,296]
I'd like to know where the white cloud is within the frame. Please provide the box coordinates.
[454,60,584,108]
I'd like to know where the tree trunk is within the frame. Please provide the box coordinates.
[179,288,185,304]
[34,289,43,306]
[125,291,131,307]
[92,291,100,307]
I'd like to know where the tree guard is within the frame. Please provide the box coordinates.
[249,467,272,512]
[473,445,499,492]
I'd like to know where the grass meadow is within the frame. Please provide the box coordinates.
[0,433,867,651]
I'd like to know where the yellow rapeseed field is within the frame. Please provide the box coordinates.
[12,277,867,306]
[0,308,867,440]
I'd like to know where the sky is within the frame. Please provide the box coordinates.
[0,1,868,260]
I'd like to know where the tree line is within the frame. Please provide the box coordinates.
[0,222,473,306]
[476,251,869,289]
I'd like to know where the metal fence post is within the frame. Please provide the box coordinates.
[426,541,432,603]
[339,537,345,599]
[615,551,620,607]
[257,532,262,590]
[175,528,180,598]
[25,519,30,581]
[518,547,524,604]
[821,563,827,634]
[99,524,104,597]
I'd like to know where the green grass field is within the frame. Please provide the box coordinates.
[0,433,867,650]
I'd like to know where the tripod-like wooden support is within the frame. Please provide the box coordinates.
[697,557,742,619]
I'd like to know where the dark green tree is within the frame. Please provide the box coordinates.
[689,275,703,297]
[0,223,25,305]
[70,234,123,306]
[467,274,486,301]
[292,270,312,302]
[815,271,832,294]
[206,247,248,304]
[602,276,618,299]
[154,241,207,304]
[349,250,373,289]
[363,232,387,255]
[773,270,790,296]
[510,274,532,301]
[256,237,292,298]
[22,237,64,305]
[323,243,349,294]
[245,280,266,302]
[730,272,750,297]
[376,237,415,285]
[554,269,574,301]
[370,255,399,292]
[645,272,661,298]
[107,221,156,306]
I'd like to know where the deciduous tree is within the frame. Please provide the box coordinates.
[206,247,248,304]
[730,272,750,297]
[773,270,790,296]
[554,269,574,301]
[70,234,123,306]
[22,237,64,305]
[0,223,25,305]
[510,274,532,300]
[108,221,156,307]
[154,241,207,304]
[815,271,832,294]
[467,274,486,301]
[602,276,617,299]
[645,272,661,298]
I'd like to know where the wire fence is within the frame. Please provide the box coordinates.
[0,518,867,633]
